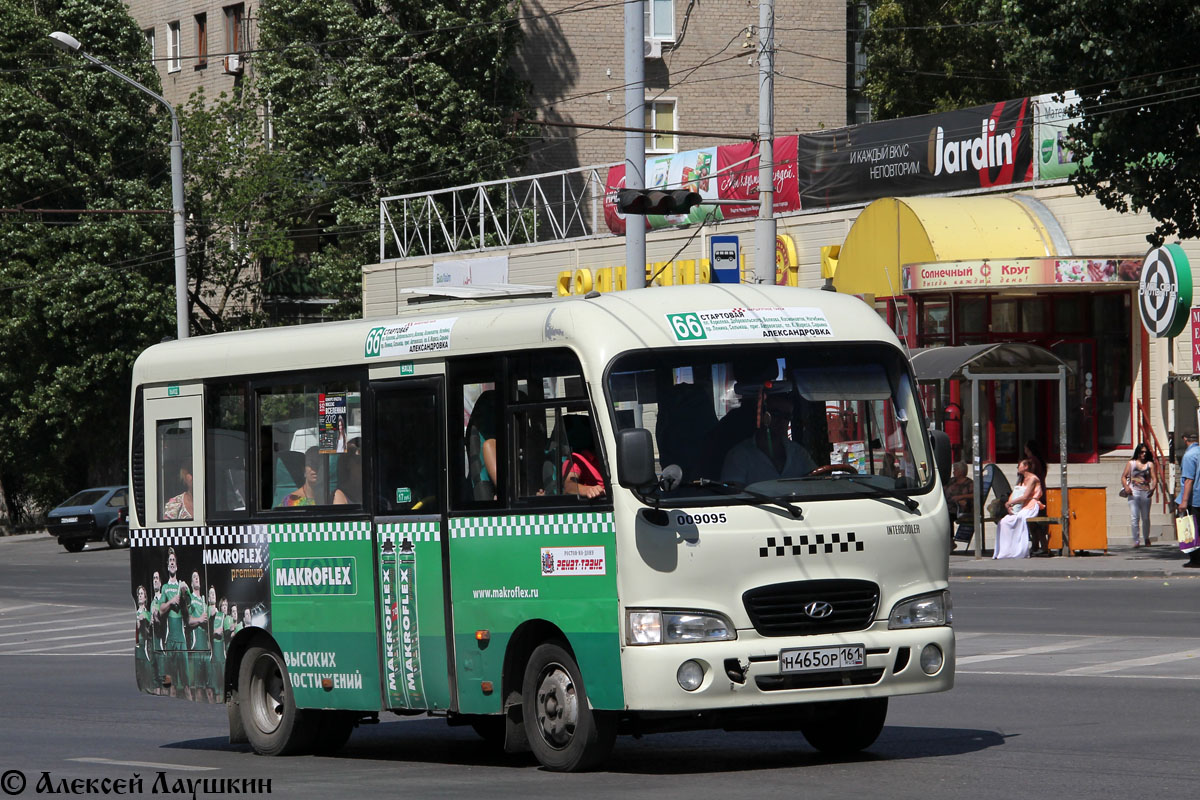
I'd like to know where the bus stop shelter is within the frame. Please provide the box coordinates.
[910,343,1073,558]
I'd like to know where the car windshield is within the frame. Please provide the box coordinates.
[606,342,933,504]
[60,489,106,507]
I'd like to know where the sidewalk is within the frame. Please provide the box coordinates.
[949,536,1200,578]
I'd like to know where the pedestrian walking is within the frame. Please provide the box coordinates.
[1121,443,1156,547]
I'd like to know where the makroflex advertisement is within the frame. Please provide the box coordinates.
[603,97,1037,233]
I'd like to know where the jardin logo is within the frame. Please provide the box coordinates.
[272,557,357,596]
[365,326,386,358]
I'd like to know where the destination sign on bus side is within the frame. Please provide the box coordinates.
[364,318,457,358]
[665,307,833,342]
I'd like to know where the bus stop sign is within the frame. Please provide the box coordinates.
[710,235,740,283]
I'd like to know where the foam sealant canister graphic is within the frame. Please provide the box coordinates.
[381,536,425,708]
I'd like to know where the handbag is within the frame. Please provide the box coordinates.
[1177,513,1199,552]
[1119,487,1130,498]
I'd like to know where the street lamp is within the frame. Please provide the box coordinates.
[49,31,189,340]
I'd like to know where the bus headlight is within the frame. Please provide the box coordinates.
[888,591,952,629]
[627,610,736,645]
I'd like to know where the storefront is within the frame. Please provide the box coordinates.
[830,195,1143,465]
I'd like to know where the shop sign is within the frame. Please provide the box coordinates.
[902,256,1140,292]
[1139,244,1193,338]
[1192,308,1200,374]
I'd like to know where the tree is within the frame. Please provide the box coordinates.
[0,0,173,522]
[999,0,1200,245]
[254,0,537,317]
[858,0,1031,120]
[179,86,303,333]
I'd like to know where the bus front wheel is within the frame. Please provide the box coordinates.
[238,646,314,756]
[799,697,888,756]
[521,642,615,772]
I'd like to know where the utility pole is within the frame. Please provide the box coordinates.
[624,1,647,289]
[754,0,777,284]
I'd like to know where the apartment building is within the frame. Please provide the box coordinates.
[125,1,255,109]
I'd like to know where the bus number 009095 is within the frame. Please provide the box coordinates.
[675,513,727,525]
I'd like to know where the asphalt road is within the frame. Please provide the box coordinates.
[2,533,1199,799]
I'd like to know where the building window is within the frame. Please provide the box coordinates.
[645,0,674,41]
[644,99,677,154]
[167,21,181,72]
[195,14,208,69]
[846,2,871,125]
[143,27,155,65]
[224,4,245,53]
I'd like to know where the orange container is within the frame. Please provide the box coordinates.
[1045,487,1108,553]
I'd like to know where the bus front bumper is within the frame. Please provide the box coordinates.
[617,624,954,712]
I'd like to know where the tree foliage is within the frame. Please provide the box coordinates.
[254,0,536,316]
[858,0,1031,120]
[998,0,1200,245]
[0,0,174,522]
[180,86,302,333]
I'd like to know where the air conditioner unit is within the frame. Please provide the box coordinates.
[643,39,662,60]
[223,53,243,74]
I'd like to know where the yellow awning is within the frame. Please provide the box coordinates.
[831,196,1063,298]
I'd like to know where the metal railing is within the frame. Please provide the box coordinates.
[378,163,617,261]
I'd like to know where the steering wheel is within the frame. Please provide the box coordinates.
[809,463,858,476]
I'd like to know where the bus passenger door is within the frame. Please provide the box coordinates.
[371,378,453,711]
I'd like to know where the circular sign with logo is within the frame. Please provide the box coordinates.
[1139,244,1192,338]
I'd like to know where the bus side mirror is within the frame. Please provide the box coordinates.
[616,428,657,489]
[929,428,951,486]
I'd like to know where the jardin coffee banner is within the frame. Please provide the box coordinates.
[796,98,1035,209]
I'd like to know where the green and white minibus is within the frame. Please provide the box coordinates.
[128,283,954,771]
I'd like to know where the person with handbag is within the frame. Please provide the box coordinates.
[1121,443,1157,547]
[1176,432,1200,567]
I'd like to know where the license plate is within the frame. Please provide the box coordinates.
[780,644,866,673]
[60,517,78,524]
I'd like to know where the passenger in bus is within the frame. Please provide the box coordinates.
[562,418,605,499]
[162,462,194,520]
[467,390,499,500]
[700,355,780,478]
[280,446,321,506]
[333,439,362,505]
[720,392,815,485]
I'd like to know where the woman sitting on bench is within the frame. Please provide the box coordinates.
[995,459,1043,559]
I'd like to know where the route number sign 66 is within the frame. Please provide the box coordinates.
[666,313,707,340]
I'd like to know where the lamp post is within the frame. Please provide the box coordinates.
[49,31,189,340]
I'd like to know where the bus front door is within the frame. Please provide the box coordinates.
[371,379,454,711]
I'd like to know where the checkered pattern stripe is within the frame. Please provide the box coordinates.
[759,533,864,557]
[378,521,440,542]
[269,521,372,543]
[450,513,615,539]
[130,524,268,549]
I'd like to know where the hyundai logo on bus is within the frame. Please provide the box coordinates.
[803,601,834,619]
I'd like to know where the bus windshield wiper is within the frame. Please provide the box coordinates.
[838,477,920,513]
[690,478,803,519]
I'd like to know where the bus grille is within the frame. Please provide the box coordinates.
[742,579,879,636]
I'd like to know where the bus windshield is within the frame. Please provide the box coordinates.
[606,342,933,503]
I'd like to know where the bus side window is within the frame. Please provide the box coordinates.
[207,382,248,517]
[157,419,194,522]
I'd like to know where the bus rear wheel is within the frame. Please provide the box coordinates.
[799,697,888,756]
[521,642,615,772]
[238,646,314,756]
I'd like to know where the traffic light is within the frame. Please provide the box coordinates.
[616,188,703,215]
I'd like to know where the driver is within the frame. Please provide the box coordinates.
[720,392,815,485]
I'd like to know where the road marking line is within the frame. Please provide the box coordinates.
[1059,647,1200,675]
[0,630,130,647]
[957,636,1120,665]
[3,637,131,654]
[70,758,217,772]
[958,668,1200,681]
[0,652,128,657]
[0,619,129,638]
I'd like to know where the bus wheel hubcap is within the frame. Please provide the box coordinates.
[535,664,578,748]
[250,655,284,734]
